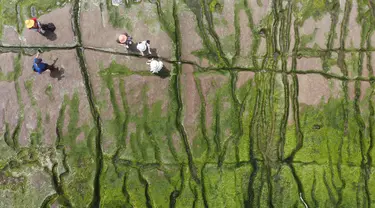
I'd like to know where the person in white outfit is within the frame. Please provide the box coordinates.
[147,59,163,73]
[137,40,151,56]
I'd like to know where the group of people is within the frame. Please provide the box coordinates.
[26,17,164,75]
[117,33,164,73]
[26,18,57,74]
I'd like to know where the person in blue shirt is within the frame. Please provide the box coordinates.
[32,52,49,74]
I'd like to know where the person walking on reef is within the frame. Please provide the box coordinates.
[117,33,133,49]
[147,58,163,73]
[137,40,151,56]
[25,18,56,35]
[25,18,45,34]
[32,52,49,74]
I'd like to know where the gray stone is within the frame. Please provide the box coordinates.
[17,5,22,31]
[112,0,123,6]
[273,52,279,61]
[23,48,37,55]
[31,6,36,17]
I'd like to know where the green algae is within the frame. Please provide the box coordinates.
[0,148,57,207]
[24,78,44,146]
[50,90,96,207]
[99,158,132,207]
[209,0,222,13]
[299,29,318,48]
[288,97,363,165]
[124,168,147,207]
[62,136,95,206]
[294,0,335,24]
[0,71,16,82]
[7,54,24,151]
[141,167,177,207]
[105,0,133,30]
[44,84,54,101]
[98,61,181,163]
[0,0,19,37]
[203,165,238,207]
[3,0,375,207]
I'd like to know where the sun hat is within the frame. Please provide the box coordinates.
[148,59,163,73]
[118,34,128,44]
[25,19,35,28]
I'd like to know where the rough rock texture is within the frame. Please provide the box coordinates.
[0,0,374,207]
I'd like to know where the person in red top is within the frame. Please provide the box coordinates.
[25,18,45,34]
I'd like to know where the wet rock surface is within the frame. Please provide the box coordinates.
[0,0,375,207]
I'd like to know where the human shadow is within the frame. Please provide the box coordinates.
[42,30,57,41]
[126,43,139,53]
[47,59,65,80]
[148,48,158,57]
[154,66,170,79]
[50,67,65,80]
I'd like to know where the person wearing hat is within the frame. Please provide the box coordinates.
[25,18,45,34]
[117,33,133,48]
[137,40,151,56]
[32,52,49,74]
[146,58,163,73]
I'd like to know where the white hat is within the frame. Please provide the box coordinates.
[148,60,163,73]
